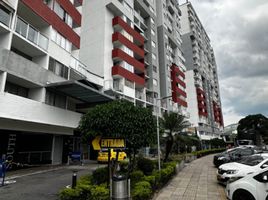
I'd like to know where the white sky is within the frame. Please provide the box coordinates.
[181,0,268,126]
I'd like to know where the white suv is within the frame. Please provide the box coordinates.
[226,167,268,200]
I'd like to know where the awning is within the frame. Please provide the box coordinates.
[46,80,114,103]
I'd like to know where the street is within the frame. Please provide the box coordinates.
[0,163,100,200]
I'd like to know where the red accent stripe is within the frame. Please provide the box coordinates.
[177,98,188,107]
[112,48,144,72]
[112,32,144,58]
[112,65,145,86]
[112,16,144,45]
[56,0,81,26]
[175,87,187,98]
[21,0,80,48]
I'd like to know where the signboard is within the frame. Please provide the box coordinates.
[92,137,125,150]
[100,138,125,149]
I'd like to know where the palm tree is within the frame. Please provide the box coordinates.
[160,112,189,162]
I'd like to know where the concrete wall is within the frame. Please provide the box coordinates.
[51,135,63,165]
[0,92,81,130]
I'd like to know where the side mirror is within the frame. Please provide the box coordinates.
[262,175,268,182]
[261,164,268,169]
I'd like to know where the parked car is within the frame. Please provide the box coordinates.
[217,153,268,184]
[213,146,262,167]
[97,148,127,163]
[226,167,268,200]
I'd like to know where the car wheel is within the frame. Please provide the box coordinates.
[233,189,255,200]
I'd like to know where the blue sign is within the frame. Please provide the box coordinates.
[70,152,81,161]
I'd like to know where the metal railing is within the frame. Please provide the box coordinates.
[15,16,48,50]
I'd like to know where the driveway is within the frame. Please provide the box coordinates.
[155,154,226,200]
[0,163,101,200]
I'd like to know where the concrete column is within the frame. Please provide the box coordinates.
[51,135,63,165]
[0,71,7,92]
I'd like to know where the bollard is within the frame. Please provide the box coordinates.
[72,171,77,189]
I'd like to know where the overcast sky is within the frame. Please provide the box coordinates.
[182,0,268,126]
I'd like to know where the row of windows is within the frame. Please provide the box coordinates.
[48,57,69,79]
[53,1,73,28]
[51,28,72,52]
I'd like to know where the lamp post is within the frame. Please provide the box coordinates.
[156,95,172,171]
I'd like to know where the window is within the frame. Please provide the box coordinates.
[153,65,157,72]
[45,90,66,109]
[153,78,158,86]
[124,46,133,56]
[150,17,155,25]
[15,17,27,37]
[151,29,155,36]
[49,58,69,79]
[5,82,29,98]
[149,6,155,14]
[152,53,156,60]
[51,28,72,52]
[124,62,134,73]
[53,1,73,28]
[151,41,156,48]
[0,4,12,27]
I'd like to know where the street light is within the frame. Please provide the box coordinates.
[156,95,172,171]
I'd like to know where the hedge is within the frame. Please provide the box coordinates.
[132,181,152,200]
[192,148,225,158]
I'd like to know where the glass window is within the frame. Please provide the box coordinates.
[28,26,38,44]
[54,2,64,20]
[16,17,27,37]
[151,29,155,36]
[152,53,156,60]
[51,28,56,42]
[151,41,156,48]
[5,81,29,98]
[38,34,48,50]
[0,4,11,27]
[45,90,66,109]
[153,78,158,86]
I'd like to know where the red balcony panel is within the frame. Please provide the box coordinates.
[175,77,186,88]
[112,65,145,86]
[171,64,185,79]
[112,48,144,72]
[21,0,80,48]
[196,87,205,96]
[177,98,188,107]
[175,87,187,98]
[199,110,208,117]
[56,0,81,26]
[112,32,144,58]
[112,16,144,45]
[197,95,206,102]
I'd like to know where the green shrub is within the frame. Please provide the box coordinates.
[142,175,156,190]
[152,170,162,189]
[130,170,144,186]
[92,167,108,185]
[192,148,225,158]
[137,157,155,175]
[59,188,81,200]
[90,184,109,200]
[132,181,152,200]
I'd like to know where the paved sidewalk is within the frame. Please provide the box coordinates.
[155,154,226,200]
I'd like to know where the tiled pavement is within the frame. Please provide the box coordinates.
[155,154,226,200]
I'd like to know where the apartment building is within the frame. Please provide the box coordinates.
[179,2,223,142]
[0,0,113,165]
[80,0,161,113]
[155,0,188,115]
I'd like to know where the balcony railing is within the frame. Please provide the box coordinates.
[0,7,11,27]
[15,16,48,50]
[135,90,145,100]
[113,81,124,92]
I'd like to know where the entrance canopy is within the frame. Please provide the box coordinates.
[46,80,114,104]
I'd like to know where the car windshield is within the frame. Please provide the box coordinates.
[239,155,263,166]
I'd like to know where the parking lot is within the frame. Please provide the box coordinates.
[155,154,226,200]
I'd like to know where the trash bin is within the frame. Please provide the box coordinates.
[112,174,128,200]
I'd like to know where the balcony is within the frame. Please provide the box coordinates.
[70,56,104,86]
[0,5,12,31]
[135,90,145,101]
[146,95,154,104]
[15,16,48,51]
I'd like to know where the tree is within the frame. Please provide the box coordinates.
[79,100,156,164]
[160,112,189,162]
[237,114,268,146]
